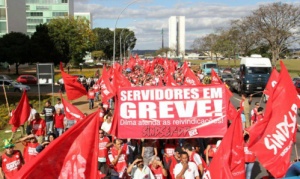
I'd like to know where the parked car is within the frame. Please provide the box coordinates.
[0,80,30,92]
[221,73,234,83]
[16,75,37,84]
[0,75,12,80]
[57,74,86,85]
[223,68,233,74]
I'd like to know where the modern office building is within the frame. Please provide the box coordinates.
[74,12,92,28]
[0,0,27,37]
[168,16,185,57]
[26,0,74,35]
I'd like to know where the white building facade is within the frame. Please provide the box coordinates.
[168,16,185,58]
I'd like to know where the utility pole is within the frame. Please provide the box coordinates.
[162,28,164,49]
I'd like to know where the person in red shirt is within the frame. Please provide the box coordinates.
[87,88,95,110]
[54,108,65,137]
[30,113,46,144]
[20,134,39,164]
[251,102,260,125]
[108,139,129,179]
[98,129,112,178]
[0,139,24,179]
[163,146,182,179]
[149,156,168,179]
[244,133,255,179]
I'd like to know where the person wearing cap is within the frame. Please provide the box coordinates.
[54,98,64,114]
[163,146,182,179]
[174,151,200,179]
[0,139,24,179]
[19,134,39,163]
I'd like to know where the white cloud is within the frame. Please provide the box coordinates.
[74,1,260,50]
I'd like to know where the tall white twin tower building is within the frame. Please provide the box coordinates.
[168,16,185,58]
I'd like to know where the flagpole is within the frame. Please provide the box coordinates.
[295,144,299,161]
[3,83,10,114]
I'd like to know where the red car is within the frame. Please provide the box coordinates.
[17,75,37,84]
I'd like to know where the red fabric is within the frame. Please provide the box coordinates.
[248,61,299,178]
[30,118,46,136]
[149,164,166,179]
[164,144,175,156]
[210,69,222,84]
[244,143,255,163]
[1,151,23,179]
[190,151,207,169]
[250,108,258,122]
[183,67,201,86]
[61,95,85,121]
[23,142,39,164]
[109,145,127,176]
[87,91,95,99]
[204,111,245,179]
[54,113,65,128]
[92,84,100,92]
[263,68,279,96]
[100,66,115,102]
[60,62,87,100]
[227,100,238,121]
[15,110,101,179]
[98,137,110,159]
[9,90,30,132]
[168,155,180,179]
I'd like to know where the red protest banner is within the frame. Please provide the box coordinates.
[117,85,228,139]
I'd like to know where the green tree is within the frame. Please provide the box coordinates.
[47,16,96,65]
[155,47,174,57]
[0,32,30,75]
[91,50,106,60]
[30,24,64,65]
[93,28,136,60]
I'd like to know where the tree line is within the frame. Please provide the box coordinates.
[0,16,136,75]
[191,2,300,66]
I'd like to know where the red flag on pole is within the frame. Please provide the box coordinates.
[60,62,87,100]
[100,66,116,102]
[204,111,245,179]
[210,69,222,84]
[263,68,279,96]
[61,94,85,121]
[183,68,201,86]
[248,61,299,178]
[16,110,101,178]
[9,90,30,132]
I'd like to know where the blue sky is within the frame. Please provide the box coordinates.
[74,0,299,50]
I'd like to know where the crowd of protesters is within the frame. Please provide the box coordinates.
[0,58,291,179]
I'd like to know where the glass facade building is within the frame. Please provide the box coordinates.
[26,0,74,35]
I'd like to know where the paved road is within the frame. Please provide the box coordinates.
[230,92,300,179]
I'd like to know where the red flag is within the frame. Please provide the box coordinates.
[113,70,131,88]
[227,101,238,121]
[210,69,222,84]
[60,62,87,100]
[61,94,85,121]
[263,68,279,96]
[9,90,30,132]
[100,66,115,102]
[204,111,245,179]
[183,68,201,86]
[157,76,163,86]
[165,72,179,86]
[16,110,101,178]
[249,61,299,178]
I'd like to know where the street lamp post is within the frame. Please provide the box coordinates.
[113,0,139,64]
[119,28,126,63]
[123,31,134,59]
